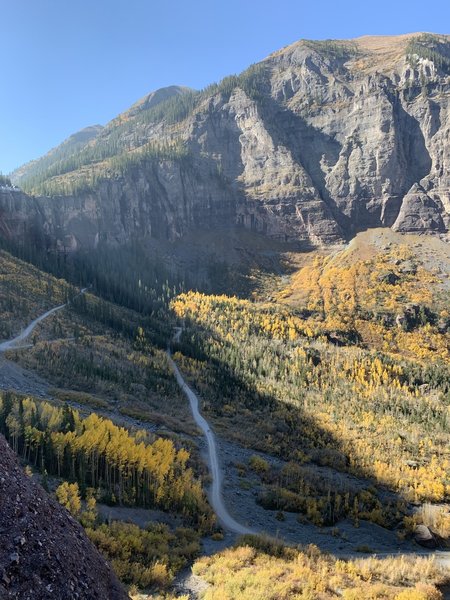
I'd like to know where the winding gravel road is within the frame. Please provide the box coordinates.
[1,306,448,577]
[167,328,450,578]
[0,304,67,352]
[0,288,87,353]
[168,328,253,535]
[0,299,253,535]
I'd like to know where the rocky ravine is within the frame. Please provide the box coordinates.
[0,435,128,600]
[3,33,450,251]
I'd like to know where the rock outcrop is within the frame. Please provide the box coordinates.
[0,434,128,600]
[392,183,447,232]
[5,33,450,250]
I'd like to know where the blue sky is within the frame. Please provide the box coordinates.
[1,0,449,173]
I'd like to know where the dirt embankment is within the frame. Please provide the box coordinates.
[0,434,128,600]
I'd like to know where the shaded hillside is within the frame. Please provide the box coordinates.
[0,247,193,434]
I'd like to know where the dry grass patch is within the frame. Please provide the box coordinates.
[193,535,447,600]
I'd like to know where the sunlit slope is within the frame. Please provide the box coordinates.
[278,229,450,360]
[171,232,450,518]
[193,536,447,600]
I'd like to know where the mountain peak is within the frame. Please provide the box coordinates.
[266,32,450,78]
[10,124,103,185]
[124,85,196,117]
[6,31,450,246]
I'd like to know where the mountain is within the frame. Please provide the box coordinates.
[4,32,450,253]
[2,35,450,597]
[123,84,195,117]
[11,125,104,188]
[8,85,194,193]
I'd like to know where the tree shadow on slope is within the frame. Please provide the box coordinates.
[170,319,410,530]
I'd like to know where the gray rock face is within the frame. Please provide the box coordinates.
[1,162,236,250]
[5,33,450,250]
[392,184,447,232]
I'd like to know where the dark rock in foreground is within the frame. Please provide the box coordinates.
[0,434,128,600]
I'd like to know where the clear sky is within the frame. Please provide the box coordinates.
[1,0,449,174]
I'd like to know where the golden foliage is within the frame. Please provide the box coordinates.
[193,536,446,600]
[87,521,200,589]
[171,289,450,506]
[0,392,212,524]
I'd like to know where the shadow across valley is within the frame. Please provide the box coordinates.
[169,316,415,544]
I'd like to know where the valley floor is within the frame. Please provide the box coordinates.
[2,326,448,570]
[1,241,450,598]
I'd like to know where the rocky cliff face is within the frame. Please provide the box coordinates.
[0,434,128,600]
[2,161,236,252]
[5,33,450,250]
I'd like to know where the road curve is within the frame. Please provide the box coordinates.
[168,329,253,534]
[3,309,448,571]
[0,288,87,352]
[167,329,450,574]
